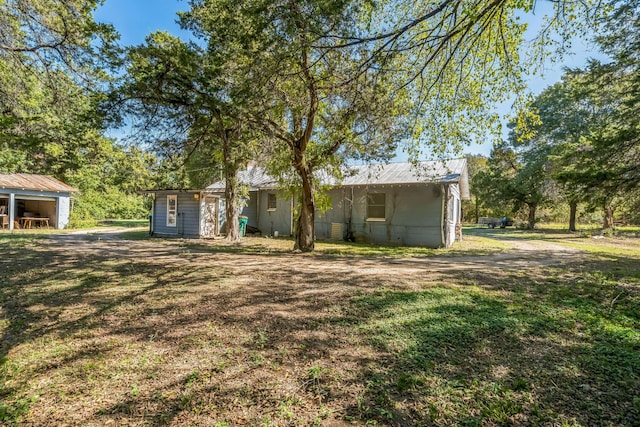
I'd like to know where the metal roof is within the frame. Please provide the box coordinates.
[341,158,467,186]
[205,167,279,192]
[0,173,78,193]
[205,159,470,199]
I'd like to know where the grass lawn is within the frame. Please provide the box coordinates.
[178,233,511,258]
[0,230,638,426]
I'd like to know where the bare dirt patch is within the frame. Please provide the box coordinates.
[50,230,588,277]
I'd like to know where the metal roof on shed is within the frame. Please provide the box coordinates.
[205,167,279,192]
[0,173,78,193]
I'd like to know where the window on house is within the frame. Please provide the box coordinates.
[267,193,277,211]
[167,195,177,227]
[367,193,386,220]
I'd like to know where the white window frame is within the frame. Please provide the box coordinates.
[167,195,177,227]
[267,193,277,211]
[366,193,386,221]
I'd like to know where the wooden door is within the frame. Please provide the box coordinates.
[200,197,218,238]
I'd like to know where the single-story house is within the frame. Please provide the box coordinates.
[146,159,470,248]
[0,173,78,230]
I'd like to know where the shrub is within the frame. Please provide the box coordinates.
[71,189,150,222]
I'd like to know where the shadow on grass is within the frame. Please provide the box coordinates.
[0,233,385,424]
[0,233,638,425]
[179,236,508,259]
[340,257,640,426]
[466,226,640,241]
[464,227,574,240]
[0,234,237,424]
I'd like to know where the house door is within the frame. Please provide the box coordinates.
[200,197,218,238]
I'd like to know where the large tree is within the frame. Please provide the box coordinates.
[119,32,261,241]
[180,0,411,251]
[540,0,640,229]
[0,0,117,177]
[484,140,552,229]
[0,0,116,88]
[181,0,592,251]
[509,79,594,231]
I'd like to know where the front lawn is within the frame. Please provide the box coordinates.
[0,232,638,426]
[178,233,510,258]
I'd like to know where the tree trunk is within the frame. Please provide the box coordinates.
[293,147,315,252]
[527,203,537,229]
[568,201,577,232]
[603,204,614,230]
[219,124,241,243]
[224,172,241,242]
[474,195,479,224]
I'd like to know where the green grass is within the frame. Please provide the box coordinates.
[99,219,149,228]
[0,230,638,425]
[0,233,46,248]
[177,234,510,258]
[350,266,640,425]
[313,234,510,257]
[553,239,640,258]
[115,230,151,240]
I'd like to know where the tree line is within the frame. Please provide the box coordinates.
[465,1,640,231]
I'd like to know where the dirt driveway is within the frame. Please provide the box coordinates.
[48,228,587,278]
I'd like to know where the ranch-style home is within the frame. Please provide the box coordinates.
[0,173,77,230]
[146,158,469,248]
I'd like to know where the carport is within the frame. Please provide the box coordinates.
[0,174,78,230]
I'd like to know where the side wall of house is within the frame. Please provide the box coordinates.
[256,190,292,236]
[316,188,348,239]
[241,191,259,231]
[153,194,172,236]
[153,193,201,238]
[316,184,445,248]
[202,182,456,246]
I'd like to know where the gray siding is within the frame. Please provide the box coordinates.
[316,184,445,248]
[257,190,292,236]
[218,191,258,234]
[241,191,259,230]
[153,193,201,238]
[150,183,453,247]
[316,188,348,239]
[153,194,175,236]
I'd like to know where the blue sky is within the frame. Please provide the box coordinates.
[95,0,602,158]
[95,0,191,45]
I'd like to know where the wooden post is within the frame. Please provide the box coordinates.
[8,193,15,231]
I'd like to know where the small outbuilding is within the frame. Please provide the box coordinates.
[0,174,78,230]
[147,159,470,248]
